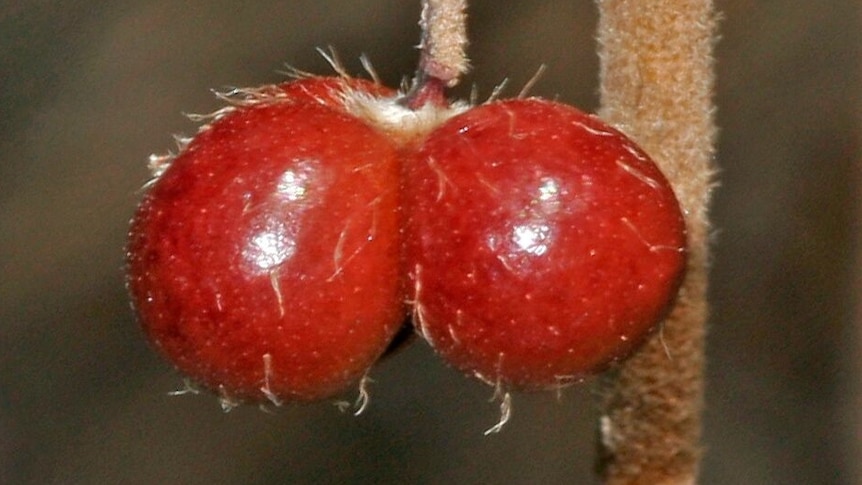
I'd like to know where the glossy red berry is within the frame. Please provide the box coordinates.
[403,98,686,390]
[127,79,405,403]
[129,72,687,405]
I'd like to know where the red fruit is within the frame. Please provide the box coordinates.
[127,79,405,403]
[403,98,686,390]
[129,73,687,405]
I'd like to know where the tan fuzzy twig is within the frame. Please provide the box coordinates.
[418,0,469,86]
[595,1,717,484]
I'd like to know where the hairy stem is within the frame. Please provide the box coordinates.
[595,1,717,484]
[418,0,469,86]
[405,0,469,108]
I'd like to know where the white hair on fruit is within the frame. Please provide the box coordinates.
[339,86,469,144]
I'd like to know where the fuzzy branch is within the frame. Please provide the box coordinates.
[418,0,469,86]
[595,1,717,484]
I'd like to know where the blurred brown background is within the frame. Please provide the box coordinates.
[1,1,859,484]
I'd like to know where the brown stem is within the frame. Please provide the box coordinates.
[595,1,718,484]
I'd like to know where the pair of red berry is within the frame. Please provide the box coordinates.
[126,75,686,406]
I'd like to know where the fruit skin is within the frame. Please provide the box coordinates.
[403,98,687,390]
[126,84,405,402]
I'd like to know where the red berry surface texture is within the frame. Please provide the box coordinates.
[403,99,686,390]
[127,81,405,402]
[127,75,687,404]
